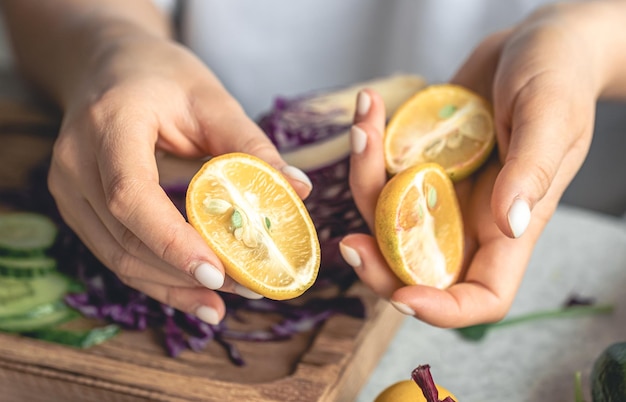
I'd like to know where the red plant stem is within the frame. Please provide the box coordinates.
[411,364,457,402]
[412,365,439,402]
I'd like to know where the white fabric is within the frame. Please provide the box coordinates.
[178,0,562,119]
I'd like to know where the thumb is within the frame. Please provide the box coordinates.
[193,94,313,199]
[490,85,589,239]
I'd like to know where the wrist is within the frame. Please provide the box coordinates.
[577,1,626,99]
[58,18,171,108]
[3,0,173,109]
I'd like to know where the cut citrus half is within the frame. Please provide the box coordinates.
[384,83,495,181]
[375,163,463,289]
[186,153,320,300]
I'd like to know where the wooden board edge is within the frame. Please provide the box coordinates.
[317,296,405,401]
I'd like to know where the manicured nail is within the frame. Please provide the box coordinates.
[282,165,313,190]
[356,90,371,116]
[235,284,264,299]
[194,262,224,290]
[391,300,415,316]
[350,125,367,155]
[339,242,362,268]
[508,198,531,238]
[196,305,220,325]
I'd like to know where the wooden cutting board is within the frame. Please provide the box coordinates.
[0,73,405,402]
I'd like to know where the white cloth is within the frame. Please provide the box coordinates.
[177,0,560,119]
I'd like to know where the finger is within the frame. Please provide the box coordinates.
[92,115,228,291]
[188,92,313,199]
[348,89,388,230]
[122,277,227,325]
[221,276,264,300]
[339,234,404,299]
[389,233,534,328]
[450,27,594,240]
[49,170,202,287]
[76,168,264,299]
[490,75,595,238]
[52,171,263,303]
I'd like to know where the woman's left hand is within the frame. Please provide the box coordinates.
[338,1,626,327]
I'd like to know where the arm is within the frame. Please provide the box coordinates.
[1,0,171,107]
[0,0,313,324]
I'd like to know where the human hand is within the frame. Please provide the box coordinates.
[48,35,313,325]
[339,1,626,327]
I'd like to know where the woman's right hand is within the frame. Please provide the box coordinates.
[47,33,313,325]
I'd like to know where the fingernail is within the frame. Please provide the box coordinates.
[356,90,371,116]
[339,242,362,268]
[350,125,367,155]
[235,284,264,299]
[391,300,415,316]
[196,305,220,325]
[507,198,531,238]
[282,165,313,190]
[194,262,225,290]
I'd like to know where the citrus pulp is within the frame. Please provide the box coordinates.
[375,163,463,289]
[186,153,320,300]
[384,83,495,181]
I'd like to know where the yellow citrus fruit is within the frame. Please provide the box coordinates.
[384,83,495,181]
[186,153,321,300]
[375,379,457,402]
[375,163,463,289]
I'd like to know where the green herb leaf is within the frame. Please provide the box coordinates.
[265,217,271,230]
[574,371,586,402]
[455,303,614,341]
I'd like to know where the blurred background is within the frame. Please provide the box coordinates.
[0,11,624,217]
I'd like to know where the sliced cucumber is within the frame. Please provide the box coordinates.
[0,273,71,318]
[0,302,78,332]
[0,255,58,278]
[26,324,120,348]
[0,212,58,256]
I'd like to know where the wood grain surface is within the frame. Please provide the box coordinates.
[0,72,405,402]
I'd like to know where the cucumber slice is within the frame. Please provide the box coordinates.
[26,324,120,348]
[0,273,71,318]
[0,212,58,256]
[1,300,67,320]
[0,255,58,278]
[0,302,78,332]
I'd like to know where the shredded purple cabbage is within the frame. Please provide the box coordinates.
[258,95,349,152]
[259,95,370,260]
[2,93,370,365]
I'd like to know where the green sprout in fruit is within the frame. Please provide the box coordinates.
[438,104,457,119]
[231,210,243,229]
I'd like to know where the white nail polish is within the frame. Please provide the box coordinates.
[391,300,415,316]
[350,125,367,155]
[339,242,362,268]
[196,305,220,325]
[508,198,531,238]
[356,91,371,116]
[194,263,225,290]
[235,284,264,299]
[282,165,313,190]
